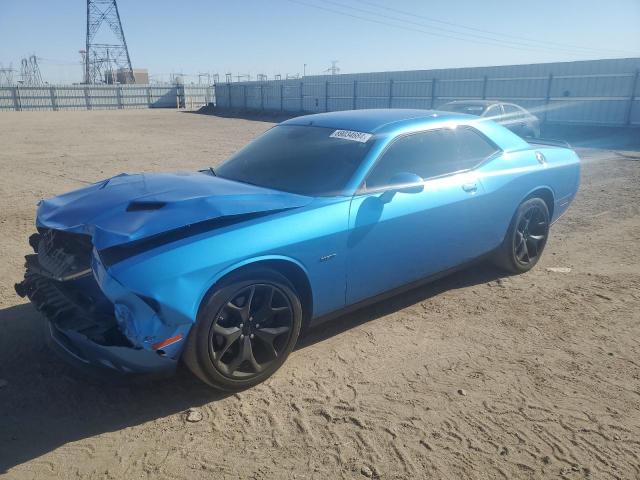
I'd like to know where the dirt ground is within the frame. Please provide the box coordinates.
[0,109,639,480]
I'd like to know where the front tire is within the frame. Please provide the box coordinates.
[183,268,303,391]
[495,198,550,274]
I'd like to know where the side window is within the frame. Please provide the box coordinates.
[484,104,503,118]
[366,130,457,189]
[502,104,521,119]
[365,128,498,189]
[454,128,500,171]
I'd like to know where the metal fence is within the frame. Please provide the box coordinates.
[215,58,640,126]
[0,84,214,111]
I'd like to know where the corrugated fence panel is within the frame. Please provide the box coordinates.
[263,84,281,110]
[630,99,640,125]
[55,86,89,110]
[150,86,177,108]
[0,87,17,111]
[282,83,302,112]
[551,74,634,98]
[245,85,260,109]
[392,80,432,99]
[355,81,390,109]
[121,86,150,108]
[486,77,548,99]
[436,78,484,100]
[18,87,54,111]
[215,58,640,125]
[302,82,325,112]
[547,99,630,124]
[183,86,213,109]
[0,84,205,111]
[1,59,638,124]
[87,86,119,110]
[230,85,245,108]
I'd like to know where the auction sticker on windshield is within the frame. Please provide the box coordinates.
[329,130,372,143]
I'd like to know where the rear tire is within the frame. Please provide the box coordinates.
[495,198,550,274]
[183,268,302,391]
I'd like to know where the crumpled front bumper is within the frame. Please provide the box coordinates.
[46,319,177,377]
[15,233,181,377]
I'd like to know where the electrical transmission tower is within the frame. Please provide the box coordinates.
[19,56,43,85]
[85,0,134,84]
[325,60,340,75]
[0,64,15,86]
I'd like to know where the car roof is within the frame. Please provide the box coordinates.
[281,108,474,134]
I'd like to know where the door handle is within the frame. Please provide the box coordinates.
[462,183,478,193]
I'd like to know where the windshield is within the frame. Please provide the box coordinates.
[441,103,487,116]
[216,125,374,196]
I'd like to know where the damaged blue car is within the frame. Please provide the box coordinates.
[16,109,580,390]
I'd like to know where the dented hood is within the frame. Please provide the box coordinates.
[37,171,312,249]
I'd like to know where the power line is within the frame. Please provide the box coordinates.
[320,0,621,57]
[284,0,627,58]
[353,0,637,57]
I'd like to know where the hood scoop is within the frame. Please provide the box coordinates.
[126,200,167,212]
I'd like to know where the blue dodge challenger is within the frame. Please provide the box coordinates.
[16,109,580,390]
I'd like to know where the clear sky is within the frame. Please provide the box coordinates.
[1,0,639,84]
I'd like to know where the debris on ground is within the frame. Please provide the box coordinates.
[360,465,373,477]
[546,267,572,273]
[186,408,203,423]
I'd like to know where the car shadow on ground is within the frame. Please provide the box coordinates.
[0,262,505,473]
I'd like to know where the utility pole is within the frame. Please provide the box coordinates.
[85,0,134,84]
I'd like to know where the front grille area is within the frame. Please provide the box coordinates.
[34,228,93,281]
[15,229,131,347]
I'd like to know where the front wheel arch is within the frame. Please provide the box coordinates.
[197,257,313,330]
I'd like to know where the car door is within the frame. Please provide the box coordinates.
[346,127,500,304]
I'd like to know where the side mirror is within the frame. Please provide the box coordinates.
[379,172,424,203]
[388,172,424,194]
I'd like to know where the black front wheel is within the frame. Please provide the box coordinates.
[183,268,302,391]
[495,197,550,274]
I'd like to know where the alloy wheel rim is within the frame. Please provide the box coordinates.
[514,205,547,265]
[208,283,293,379]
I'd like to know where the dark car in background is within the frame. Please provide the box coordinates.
[440,100,540,138]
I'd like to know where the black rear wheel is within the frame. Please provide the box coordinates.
[495,198,550,274]
[183,268,302,390]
